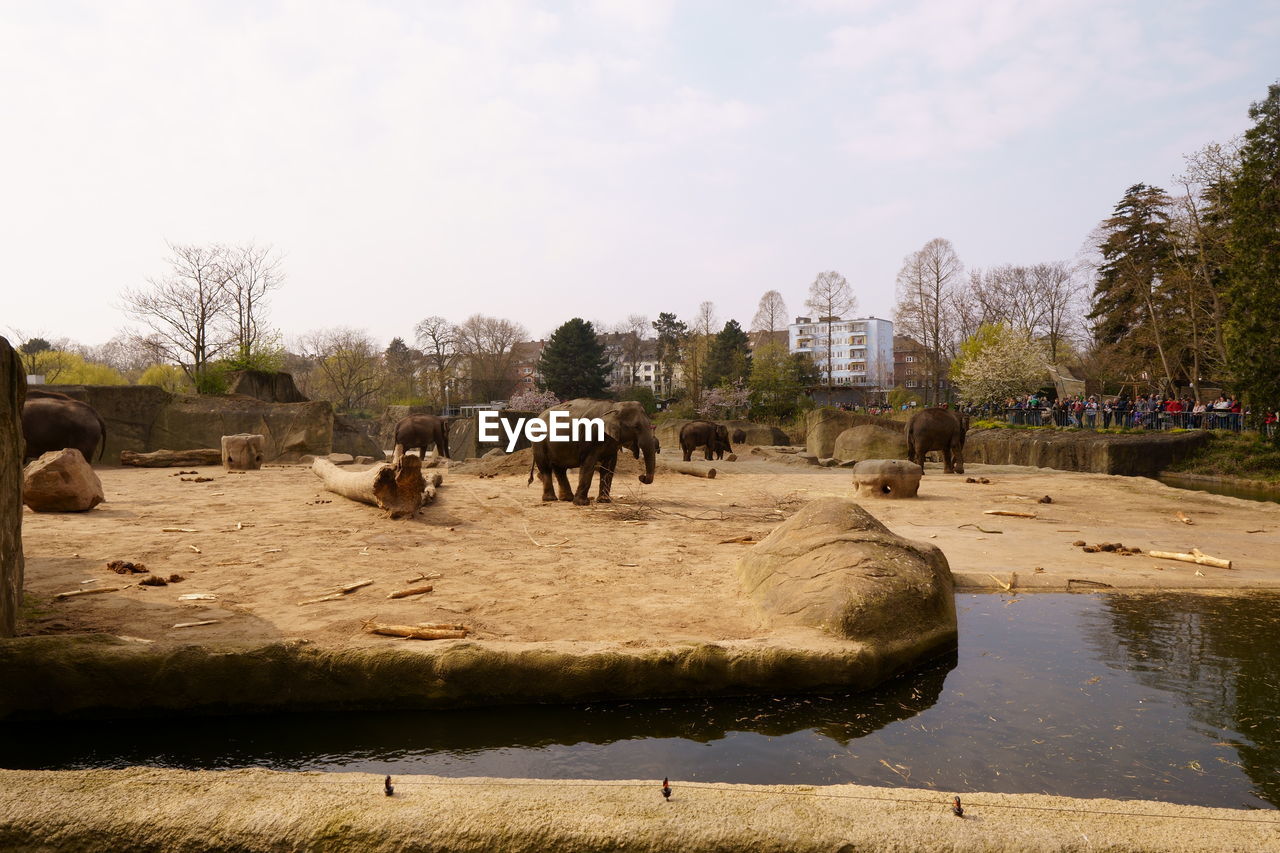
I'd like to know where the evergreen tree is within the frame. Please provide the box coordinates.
[537,318,611,399]
[1087,183,1179,392]
[705,319,752,388]
[1224,82,1280,416]
[651,312,687,397]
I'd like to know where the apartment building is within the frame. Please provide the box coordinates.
[788,315,894,390]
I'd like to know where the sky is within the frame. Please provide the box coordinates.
[3,0,1277,350]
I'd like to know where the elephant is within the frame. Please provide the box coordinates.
[528,399,656,506]
[22,390,107,463]
[679,420,732,461]
[905,407,970,474]
[391,414,449,464]
[731,428,747,445]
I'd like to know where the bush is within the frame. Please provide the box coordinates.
[616,385,658,415]
[138,364,194,394]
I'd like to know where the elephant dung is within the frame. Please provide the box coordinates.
[23,449,105,512]
[737,498,955,645]
[833,425,909,463]
[851,459,923,499]
[221,433,266,471]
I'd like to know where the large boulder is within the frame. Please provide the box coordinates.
[964,428,1211,477]
[832,425,909,463]
[22,449,104,512]
[805,410,903,459]
[332,414,384,460]
[0,337,24,636]
[851,459,922,499]
[737,498,955,648]
[225,370,307,403]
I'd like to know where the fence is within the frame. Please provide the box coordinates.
[971,407,1275,438]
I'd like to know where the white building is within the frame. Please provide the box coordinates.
[788,315,894,390]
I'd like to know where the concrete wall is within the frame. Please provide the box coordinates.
[0,339,24,637]
[964,428,1211,477]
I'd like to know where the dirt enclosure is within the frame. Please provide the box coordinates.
[19,448,1280,651]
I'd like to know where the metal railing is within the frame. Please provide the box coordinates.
[971,406,1273,435]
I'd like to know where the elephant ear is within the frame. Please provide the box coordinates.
[600,409,624,444]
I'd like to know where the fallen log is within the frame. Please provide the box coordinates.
[55,586,123,600]
[983,510,1037,518]
[664,461,717,479]
[362,620,469,640]
[387,584,434,599]
[121,448,222,467]
[311,455,429,518]
[1147,548,1232,570]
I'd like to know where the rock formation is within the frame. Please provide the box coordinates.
[850,459,923,498]
[832,425,909,463]
[0,337,24,636]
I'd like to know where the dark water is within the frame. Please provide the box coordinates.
[3,593,1278,810]
[1158,473,1280,504]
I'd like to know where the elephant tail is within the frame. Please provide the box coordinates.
[527,457,534,485]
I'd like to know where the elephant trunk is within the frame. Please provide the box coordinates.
[638,429,656,485]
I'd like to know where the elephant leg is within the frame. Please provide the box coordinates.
[392,443,405,466]
[596,450,618,503]
[952,443,965,474]
[554,467,574,501]
[682,445,692,462]
[573,451,602,505]
[942,446,955,474]
[703,446,713,461]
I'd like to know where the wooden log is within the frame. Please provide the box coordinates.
[221,433,266,471]
[1147,548,1232,570]
[311,455,427,518]
[297,579,374,605]
[664,461,717,479]
[363,620,469,640]
[983,510,1037,518]
[121,448,222,467]
[387,584,434,599]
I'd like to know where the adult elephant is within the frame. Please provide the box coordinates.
[679,420,732,461]
[905,407,969,475]
[391,414,449,464]
[22,390,107,463]
[528,399,656,506]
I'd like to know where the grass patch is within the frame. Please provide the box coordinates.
[1166,432,1280,483]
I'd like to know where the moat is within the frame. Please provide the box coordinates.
[5,592,1277,811]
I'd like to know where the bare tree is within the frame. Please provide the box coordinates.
[681,301,717,404]
[751,289,788,333]
[1030,261,1086,364]
[453,314,528,403]
[414,316,459,406]
[613,314,649,387]
[805,271,856,391]
[221,243,284,366]
[121,243,235,388]
[894,239,962,404]
[297,327,385,412]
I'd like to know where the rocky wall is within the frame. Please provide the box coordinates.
[964,428,1212,477]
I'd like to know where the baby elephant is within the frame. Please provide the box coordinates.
[392,414,450,464]
[679,420,732,461]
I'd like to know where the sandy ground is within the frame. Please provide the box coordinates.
[17,448,1280,646]
[2,768,1277,852]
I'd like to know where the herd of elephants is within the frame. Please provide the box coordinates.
[21,389,970,505]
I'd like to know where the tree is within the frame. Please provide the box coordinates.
[751,290,788,333]
[749,342,812,420]
[704,319,752,388]
[894,239,961,404]
[651,312,687,398]
[19,349,127,385]
[1224,82,1280,416]
[122,243,235,392]
[697,380,751,419]
[453,314,527,403]
[681,301,718,405]
[298,327,385,412]
[805,271,856,390]
[138,363,194,394]
[1087,183,1178,394]
[383,337,422,403]
[950,324,1048,405]
[537,318,612,399]
[508,388,560,412]
[221,243,284,369]
[414,316,458,407]
[613,314,650,387]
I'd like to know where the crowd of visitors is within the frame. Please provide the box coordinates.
[965,393,1269,432]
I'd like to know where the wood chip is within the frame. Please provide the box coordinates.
[162,527,197,533]
[178,593,217,601]
[362,620,469,640]
[1147,549,1232,570]
[983,510,1037,518]
[172,620,219,629]
[188,545,201,553]
[1176,511,1194,525]
[717,535,758,544]
[297,579,374,605]
[55,586,123,600]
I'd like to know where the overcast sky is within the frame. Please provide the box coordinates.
[3,0,1277,350]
